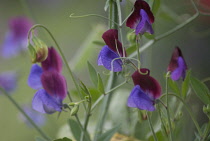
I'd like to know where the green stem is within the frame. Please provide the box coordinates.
[157,104,168,136]
[160,93,202,136]
[201,121,210,141]
[146,111,158,141]
[136,35,140,62]
[28,24,86,110]
[0,88,51,141]
[165,75,174,141]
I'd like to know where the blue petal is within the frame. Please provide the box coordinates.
[127,85,155,111]
[32,89,62,114]
[171,57,186,81]
[28,64,43,90]
[97,45,123,72]
[0,72,17,94]
[135,9,154,35]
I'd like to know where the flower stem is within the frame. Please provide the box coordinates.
[157,104,167,136]
[165,74,174,141]
[160,93,202,136]
[28,24,86,110]
[146,111,158,141]
[0,88,51,141]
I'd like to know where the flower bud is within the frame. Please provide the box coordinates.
[203,104,210,119]
[127,32,136,44]
[28,37,48,63]
[70,105,79,116]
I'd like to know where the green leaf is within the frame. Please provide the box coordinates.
[35,137,47,141]
[181,70,191,98]
[68,119,82,141]
[92,40,105,46]
[126,45,136,56]
[97,73,105,94]
[190,76,210,105]
[168,78,180,95]
[54,137,72,141]
[87,61,98,87]
[152,0,161,15]
[80,81,90,95]
[144,33,155,40]
[104,0,110,11]
[98,124,121,141]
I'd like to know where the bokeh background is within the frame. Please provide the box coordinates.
[0,0,210,141]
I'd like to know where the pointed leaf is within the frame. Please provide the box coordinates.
[181,70,191,98]
[104,0,110,11]
[152,0,161,15]
[87,61,98,87]
[68,119,82,141]
[80,81,90,95]
[35,137,47,141]
[190,76,210,105]
[126,45,136,56]
[168,78,180,95]
[97,73,105,94]
[98,124,121,141]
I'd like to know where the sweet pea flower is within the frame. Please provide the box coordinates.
[1,17,33,58]
[167,47,187,81]
[0,72,17,94]
[127,69,161,111]
[126,0,154,35]
[28,47,67,114]
[98,29,126,72]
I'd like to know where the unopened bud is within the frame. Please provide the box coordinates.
[68,102,75,106]
[127,32,136,44]
[70,105,79,116]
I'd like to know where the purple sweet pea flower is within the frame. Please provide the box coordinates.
[167,47,187,81]
[1,17,33,58]
[19,105,46,127]
[28,47,67,114]
[126,0,154,35]
[127,68,161,111]
[97,29,126,72]
[0,72,17,94]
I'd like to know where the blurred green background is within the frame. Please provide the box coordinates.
[0,0,210,141]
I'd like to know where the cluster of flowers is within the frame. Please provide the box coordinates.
[98,0,187,111]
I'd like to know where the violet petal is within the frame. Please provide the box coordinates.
[97,45,123,72]
[41,47,63,73]
[41,71,67,100]
[0,72,17,93]
[32,89,62,114]
[127,85,155,111]
[171,57,186,81]
[28,64,43,90]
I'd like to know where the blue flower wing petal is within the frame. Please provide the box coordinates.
[32,89,62,114]
[171,57,185,81]
[135,9,154,35]
[127,85,155,111]
[28,64,43,89]
[97,45,123,72]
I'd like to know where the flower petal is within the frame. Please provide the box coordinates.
[41,71,67,100]
[41,47,63,73]
[32,89,62,114]
[102,29,125,57]
[28,64,43,90]
[0,71,17,93]
[171,57,186,81]
[132,68,161,99]
[135,9,154,35]
[127,85,155,111]
[97,45,123,72]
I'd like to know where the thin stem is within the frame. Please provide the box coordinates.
[201,121,210,141]
[91,80,127,111]
[28,24,86,110]
[158,104,168,136]
[69,13,119,26]
[136,35,140,62]
[160,93,202,136]
[0,88,51,141]
[146,111,158,141]
[165,75,174,141]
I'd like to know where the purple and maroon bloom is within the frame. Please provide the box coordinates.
[126,0,154,35]
[98,29,126,72]
[28,47,67,114]
[0,72,17,94]
[127,68,161,111]
[1,17,33,58]
[167,47,187,81]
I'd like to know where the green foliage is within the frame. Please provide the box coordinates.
[152,0,161,15]
[35,137,47,141]
[87,61,98,87]
[126,45,136,56]
[181,70,191,98]
[104,0,110,11]
[98,124,121,141]
[68,119,82,141]
[97,73,105,94]
[54,137,72,141]
[190,76,210,105]
[80,81,90,95]
[168,78,180,95]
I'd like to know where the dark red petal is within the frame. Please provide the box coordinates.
[102,29,125,57]
[41,47,62,73]
[132,68,161,99]
[126,0,154,28]
[41,71,67,100]
[167,47,187,72]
